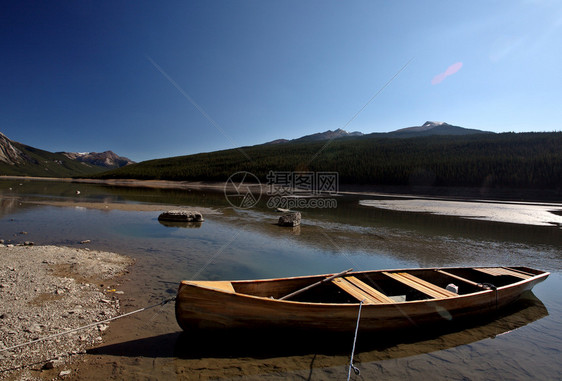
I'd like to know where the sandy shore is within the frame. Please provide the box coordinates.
[0,245,132,380]
[0,176,231,193]
[21,199,220,215]
[359,199,562,227]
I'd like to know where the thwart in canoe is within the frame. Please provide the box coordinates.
[175,266,548,332]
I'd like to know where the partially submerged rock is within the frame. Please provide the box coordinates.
[158,210,204,222]
[278,212,301,227]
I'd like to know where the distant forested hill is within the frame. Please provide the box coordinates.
[92,132,562,190]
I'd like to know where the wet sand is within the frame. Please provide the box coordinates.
[0,176,236,193]
[22,199,220,215]
[359,199,562,227]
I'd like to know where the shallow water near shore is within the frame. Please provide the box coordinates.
[1,179,561,380]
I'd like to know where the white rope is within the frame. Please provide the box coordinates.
[347,299,364,380]
[0,296,176,354]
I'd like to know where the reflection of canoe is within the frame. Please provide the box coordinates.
[172,292,548,361]
[90,291,549,380]
[175,267,549,332]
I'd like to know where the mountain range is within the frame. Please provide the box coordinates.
[1,121,490,178]
[267,121,490,144]
[266,128,364,144]
[61,151,134,168]
[0,132,133,177]
[386,121,491,137]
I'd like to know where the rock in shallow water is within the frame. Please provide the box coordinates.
[158,210,204,222]
[278,212,301,227]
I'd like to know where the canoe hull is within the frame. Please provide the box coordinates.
[175,267,548,332]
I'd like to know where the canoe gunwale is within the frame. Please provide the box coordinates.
[191,266,547,285]
[181,282,491,307]
[179,267,549,307]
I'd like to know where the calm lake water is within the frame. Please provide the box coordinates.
[1,179,561,380]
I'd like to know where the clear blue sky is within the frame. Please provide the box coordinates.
[2,1,561,162]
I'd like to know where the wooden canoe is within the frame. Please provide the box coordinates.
[175,266,549,332]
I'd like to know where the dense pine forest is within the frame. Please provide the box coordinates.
[92,132,562,190]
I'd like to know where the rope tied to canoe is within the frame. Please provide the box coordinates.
[0,296,176,354]
[347,299,364,380]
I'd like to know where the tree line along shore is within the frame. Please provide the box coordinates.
[92,132,562,191]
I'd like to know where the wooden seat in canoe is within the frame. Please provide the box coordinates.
[332,276,395,304]
[474,267,532,279]
[193,281,235,293]
[383,272,458,299]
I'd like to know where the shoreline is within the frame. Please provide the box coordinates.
[20,199,221,215]
[2,175,560,203]
[3,176,561,228]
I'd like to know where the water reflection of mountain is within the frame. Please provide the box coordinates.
[214,205,562,271]
[4,179,560,246]
[101,183,562,248]
[2,179,560,270]
[0,197,30,219]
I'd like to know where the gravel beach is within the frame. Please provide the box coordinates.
[0,245,133,380]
